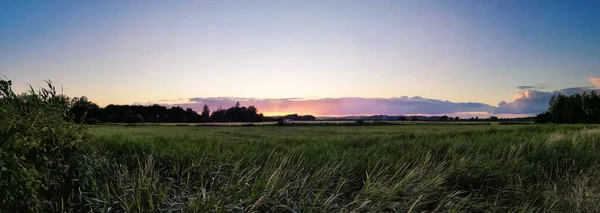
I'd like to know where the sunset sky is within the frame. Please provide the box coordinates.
[1,1,599,117]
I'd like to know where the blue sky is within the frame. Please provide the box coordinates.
[1,1,599,116]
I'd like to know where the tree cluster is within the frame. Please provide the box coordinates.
[68,97,264,123]
[207,102,264,122]
[535,91,600,123]
[280,114,317,121]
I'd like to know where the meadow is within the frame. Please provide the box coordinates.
[77,124,600,212]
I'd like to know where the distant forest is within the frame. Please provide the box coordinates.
[66,91,600,124]
[535,91,600,123]
[68,97,316,124]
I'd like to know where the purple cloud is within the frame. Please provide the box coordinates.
[148,78,600,117]
[162,96,496,116]
[495,87,600,114]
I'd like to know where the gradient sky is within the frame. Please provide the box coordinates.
[1,1,599,116]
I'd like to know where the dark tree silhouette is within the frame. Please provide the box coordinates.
[201,104,210,122]
[68,96,100,124]
[280,114,316,121]
[68,100,265,124]
[536,91,600,123]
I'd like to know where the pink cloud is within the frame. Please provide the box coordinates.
[164,97,496,117]
[141,78,600,117]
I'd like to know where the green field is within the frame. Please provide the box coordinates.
[81,124,600,212]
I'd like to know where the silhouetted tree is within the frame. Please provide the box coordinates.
[538,91,600,123]
[201,104,210,122]
[281,114,316,121]
[66,99,267,124]
[398,116,408,121]
[535,112,552,123]
[455,116,460,121]
[208,103,264,122]
[68,96,100,124]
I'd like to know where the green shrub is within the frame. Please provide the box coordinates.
[0,79,88,211]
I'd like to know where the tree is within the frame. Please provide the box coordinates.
[440,115,449,121]
[583,91,600,123]
[398,116,408,121]
[210,106,226,122]
[455,116,460,121]
[185,108,201,122]
[201,104,210,122]
[535,112,552,123]
[125,110,144,123]
[281,114,316,121]
[536,91,600,124]
[68,96,100,124]
[489,116,499,121]
[44,97,271,124]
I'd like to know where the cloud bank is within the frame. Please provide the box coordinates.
[167,97,496,117]
[152,78,600,117]
[495,78,600,114]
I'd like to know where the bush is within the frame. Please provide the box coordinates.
[0,79,88,211]
[355,120,365,125]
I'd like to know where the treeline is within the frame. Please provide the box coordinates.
[535,91,600,123]
[277,114,317,121]
[69,97,264,123]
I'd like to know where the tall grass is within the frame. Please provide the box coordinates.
[6,79,597,212]
[74,125,600,212]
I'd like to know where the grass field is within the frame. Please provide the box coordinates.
[82,124,600,212]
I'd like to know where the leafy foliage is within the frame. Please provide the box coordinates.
[0,79,88,211]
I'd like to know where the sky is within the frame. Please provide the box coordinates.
[1,0,599,117]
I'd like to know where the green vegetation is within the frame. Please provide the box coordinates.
[3,79,600,212]
[0,79,88,211]
[82,124,600,212]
